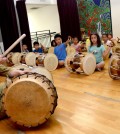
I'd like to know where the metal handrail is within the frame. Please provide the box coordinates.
[30,30,56,47]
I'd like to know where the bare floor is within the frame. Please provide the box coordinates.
[0,61,120,134]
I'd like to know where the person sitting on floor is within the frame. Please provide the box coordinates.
[108,34,113,41]
[51,40,57,47]
[33,41,44,53]
[71,36,82,53]
[102,34,112,47]
[102,34,112,58]
[22,44,29,53]
[108,34,117,46]
[54,34,69,67]
[88,33,111,71]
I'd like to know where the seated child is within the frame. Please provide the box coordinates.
[102,34,112,47]
[108,34,117,46]
[51,40,57,47]
[71,37,82,53]
[88,33,111,71]
[108,34,113,41]
[33,41,44,53]
[22,44,29,53]
[54,34,68,67]
[102,34,112,58]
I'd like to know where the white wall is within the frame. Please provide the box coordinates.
[27,5,60,33]
[26,0,57,4]
[111,0,120,38]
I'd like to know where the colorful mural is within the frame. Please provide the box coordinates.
[77,0,112,36]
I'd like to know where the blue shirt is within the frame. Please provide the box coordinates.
[33,48,43,53]
[88,45,105,63]
[54,43,67,60]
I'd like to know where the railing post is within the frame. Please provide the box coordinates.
[49,30,52,47]
[36,32,38,42]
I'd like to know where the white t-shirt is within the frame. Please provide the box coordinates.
[71,43,81,53]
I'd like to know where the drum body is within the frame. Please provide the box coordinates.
[48,47,54,54]
[65,53,96,75]
[0,80,7,119]
[7,52,21,66]
[9,64,30,73]
[3,70,58,127]
[66,45,76,56]
[6,52,14,66]
[112,45,120,54]
[25,52,58,71]
[103,45,110,60]
[31,66,53,82]
[108,54,120,80]
[17,52,27,64]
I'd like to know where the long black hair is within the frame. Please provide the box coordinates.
[90,33,101,47]
[51,40,57,47]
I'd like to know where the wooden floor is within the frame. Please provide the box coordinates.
[0,61,120,134]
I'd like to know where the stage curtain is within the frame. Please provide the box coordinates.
[16,0,32,51]
[0,0,20,52]
[57,0,81,41]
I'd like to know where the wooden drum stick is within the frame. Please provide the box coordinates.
[3,34,26,57]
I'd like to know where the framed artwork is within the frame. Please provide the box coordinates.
[77,0,112,36]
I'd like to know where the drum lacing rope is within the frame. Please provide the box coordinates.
[30,72,58,114]
[33,73,58,115]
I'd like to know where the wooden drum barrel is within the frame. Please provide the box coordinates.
[2,66,58,127]
[25,52,58,71]
[0,64,30,120]
[108,54,120,80]
[65,53,96,75]
[17,52,27,64]
[0,79,7,119]
[6,52,21,66]
[112,45,120,54]
[66,45,76,56]
[48,47,54,54]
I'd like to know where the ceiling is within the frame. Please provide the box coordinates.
[26,4,50,11]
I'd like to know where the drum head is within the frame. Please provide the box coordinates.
[44,53,58,71]
[82,53,96,75]
[48,47,54,54]
[66,46,76,56]
[31,66,53,82]
[25,52,38,66]
[12,53,21,65]
[3,73,58,127]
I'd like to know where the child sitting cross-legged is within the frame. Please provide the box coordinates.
[88,33,112,71]
[54,34,69,68]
